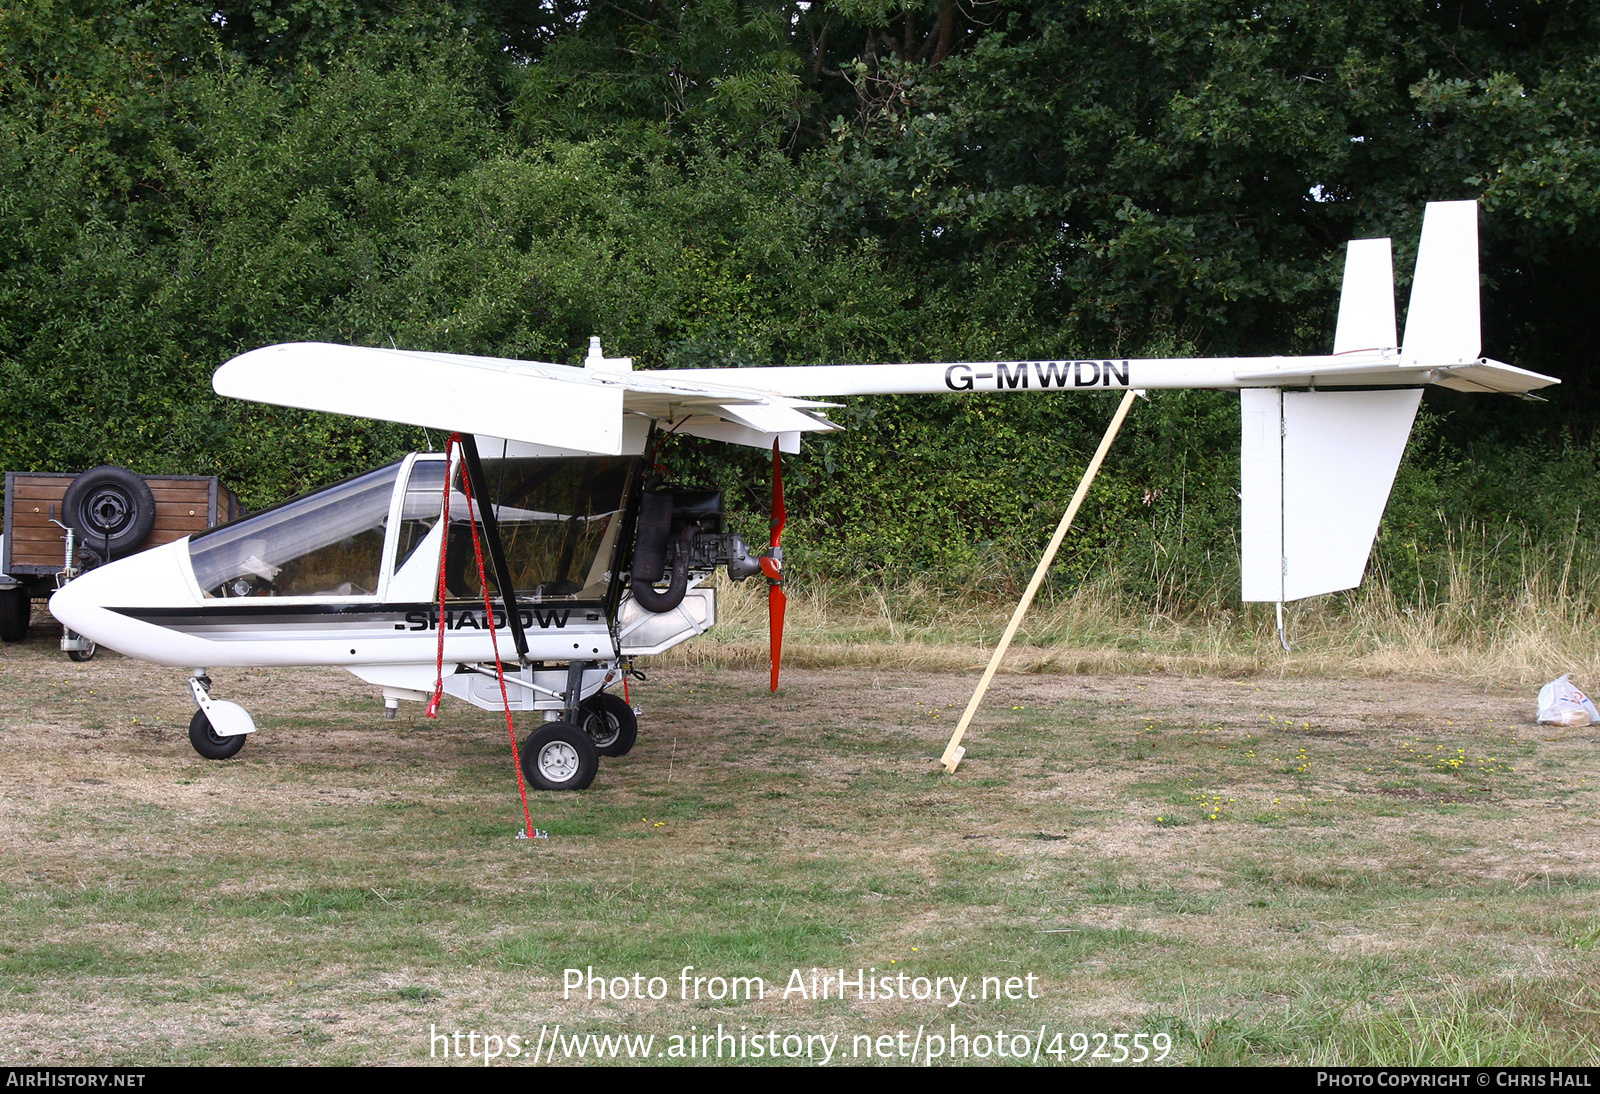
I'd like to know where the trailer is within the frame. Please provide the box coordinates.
[1,466,242,657]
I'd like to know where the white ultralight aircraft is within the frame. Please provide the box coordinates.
[49,201,1557,790]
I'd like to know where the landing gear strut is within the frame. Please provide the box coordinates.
[186,670,256,760]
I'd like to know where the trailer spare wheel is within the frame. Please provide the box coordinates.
[61,466,156,558]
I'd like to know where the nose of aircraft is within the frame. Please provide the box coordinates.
[49,538,204,664]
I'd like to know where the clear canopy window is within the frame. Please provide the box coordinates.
[447,456,637,603]
[394,457,447,575]
[190,463,402,598]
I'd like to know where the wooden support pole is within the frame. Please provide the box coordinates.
[940,388,1141,773]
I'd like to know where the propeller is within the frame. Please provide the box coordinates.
[758,440,786,692]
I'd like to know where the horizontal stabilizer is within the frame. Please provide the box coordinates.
[1431,358,1560,395]
[1240,387,1422,603]
[1232,355,1559,393]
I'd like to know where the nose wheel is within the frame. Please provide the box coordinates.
[189,708,246,759]
[185,673,256,760]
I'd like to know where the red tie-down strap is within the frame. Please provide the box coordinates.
[425,434,536,839]
[425,437,456,720]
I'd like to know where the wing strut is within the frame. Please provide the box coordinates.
[459,434,530,662]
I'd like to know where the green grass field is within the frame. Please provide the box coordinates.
[2,620,1598,1065]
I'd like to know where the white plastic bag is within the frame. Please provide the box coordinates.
[1537,674,1600,727]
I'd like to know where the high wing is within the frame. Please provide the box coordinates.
[216,201,1556,457]
[212,201,1560,609]
[213,341,846,457]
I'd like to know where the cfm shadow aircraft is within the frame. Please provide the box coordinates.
[48,201,1557,791]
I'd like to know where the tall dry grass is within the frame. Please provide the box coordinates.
[658,523,1600,686]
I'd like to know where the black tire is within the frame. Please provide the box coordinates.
[66,642,96,662]
[61,466,156,559]
[578,691,638,757]
[520,722,598,791]
[189,708,246,760]
[0,587,29,642]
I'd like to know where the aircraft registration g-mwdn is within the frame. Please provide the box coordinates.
[49,201,1557,791]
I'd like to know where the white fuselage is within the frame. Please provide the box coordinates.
[46,528,618,669]
[46,450,711,689]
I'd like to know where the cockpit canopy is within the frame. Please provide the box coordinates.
[190,463,399,598]
[188,454,640,604]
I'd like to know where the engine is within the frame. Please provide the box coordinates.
[630,485,761,613]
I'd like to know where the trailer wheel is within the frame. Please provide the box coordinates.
[62,466,156,559]
[0,587,29,642]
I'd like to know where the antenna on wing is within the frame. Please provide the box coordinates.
[585,335,633,374]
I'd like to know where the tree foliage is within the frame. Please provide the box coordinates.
[1,1,1597,606]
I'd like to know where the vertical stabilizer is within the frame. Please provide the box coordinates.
[1240,388,1422,603]
[1281,389,1421,599]
[1401,200,1480,365]
[1239,388,1285,602]
[1332,237,1397,353]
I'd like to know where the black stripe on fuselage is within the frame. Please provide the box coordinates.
[111,602,605,635]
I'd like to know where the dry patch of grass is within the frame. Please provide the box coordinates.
[670,567,1600,687]
[1,616,1599,1065]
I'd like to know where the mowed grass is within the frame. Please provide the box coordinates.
[1,622,1599,1065]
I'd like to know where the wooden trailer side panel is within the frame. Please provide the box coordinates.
[145,479,217,547]
[4,474,76,572]
[4,473,237,577]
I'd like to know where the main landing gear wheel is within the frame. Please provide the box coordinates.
[189,708,246,760]
[578,692,638,757]
[520,723,597,791]
[67,642,96,663]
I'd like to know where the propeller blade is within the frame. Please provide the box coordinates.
[764,439,786,691]
[770,439,786,548]
[768,579,786,692]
